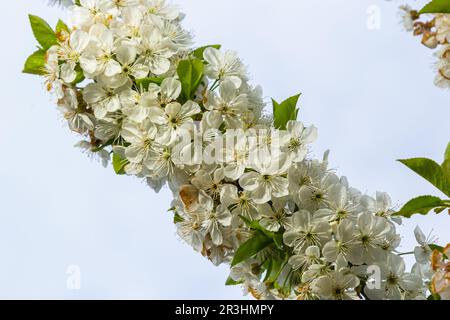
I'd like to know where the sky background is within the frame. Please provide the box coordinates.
[0,0,448,299]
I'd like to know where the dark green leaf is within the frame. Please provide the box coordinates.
[399,158,450,197]
[192,44,221,60]
[177,58,205,102]
[273,233,284,250]
[173,213,184,224]
[231,230,273,267]
[29,15,58,50]
[395,195,449,218]
[429,244,445,252]
[273,94,301,130]
[23,50,46,75]
[112,153,129,175]
[434,206,448,214]
[91,139,114,153]
[420,0,450,14]
[427,293,442,300]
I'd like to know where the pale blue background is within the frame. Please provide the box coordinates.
[0,0,448,299]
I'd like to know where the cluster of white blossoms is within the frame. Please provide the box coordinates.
[31,0,437,300]
[399,5,450,89]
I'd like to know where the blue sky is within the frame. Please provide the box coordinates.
[0,0,448,299]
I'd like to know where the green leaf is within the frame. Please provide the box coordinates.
[71,64,85,85]
[225,276,242,286]
[272,94,301,130]
[427,293,442,300]
[173,213,184,224]
[239,216,272,237]
[420,0,450,14]
[429,244,445,252]
[429,244,449,259]
[91,138,114,153]
[444,142,450,162]
[112,153,129,175]
[177,58,205,102]
[264,257,285,284]
[273,233,284,250]
[399,158,450,197]
[239,215,284,250]
[231,230,273,267]
[192,44,221,60]
[23,50,46,75]
[135,76,164,89]
[263,259,273,282]
[395,195,449,218]
[29,15,58,50]
[56,19,69,34]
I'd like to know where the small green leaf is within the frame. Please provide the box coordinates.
[23,50,46,75]
[420,0,450,14]
[231,230,273,267]
[273,94,301,130]
[173,213,184,224]
[265,257,285,284]
[429,244,445,252]
[225,276,242,286]
[239,215,284,250]
[135,76,164,89]
[192,44,221,60]
[395,195,449,218]
[177,58,205,102]
[239,216,271,237]
[71,64,85,85]
[29,15,58,50]
[263,259,273,282]
[112,153,129,175]
[56,19,69,34]
[399,158,450,197]
[91,139,114,153]
[427,293,442,300]
[429,244,449,259]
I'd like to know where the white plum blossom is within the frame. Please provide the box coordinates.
[71,0,118,30]
[282,121,318,162]
[364,254,423,300]
[28,0,435,301]
[149,100,200,144]
[258,201,291,232]
[205,80,248,129]
[83,82,122,119]
[413,226,433,264]
[59,30,90,82]
[203,47,246,87]
[283,210,332,254]
[239,154,291,204]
